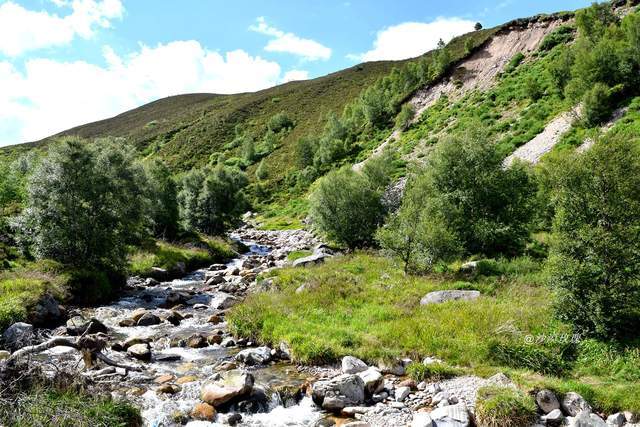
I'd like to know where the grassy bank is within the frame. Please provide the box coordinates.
[228,252,640,412]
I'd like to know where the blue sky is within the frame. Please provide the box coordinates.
[0,0,592,146]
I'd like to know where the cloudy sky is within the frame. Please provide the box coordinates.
[0,0,592,146]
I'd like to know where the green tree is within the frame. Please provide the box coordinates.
[143,159,179,239]
[16,139,147,270]
[296,136,317,168]
[310,167,384,249]
[255,159,268,181]
[267,112,294,133]
[474,22,483,31]
[241,136,256,163]
[547,133,640,339]
[395,103,415,131]
[581,82,611,127]
[361,150,397,191]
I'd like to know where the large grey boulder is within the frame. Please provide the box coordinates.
[562,392,592,417]
[566,411,606,427]
[30,294,62,326]
[2,322,33,351]
[136,312,161,326]
[341,356,368,374]
[201,370,254,407]
[311,374,365,412]
[411,412,435,427]
[542,409,564,426]
[606,413,626,427]
[420,290,480,305]
[127,343,151,361]
[235,347,272,366]
[210,292,240,310]
[292,253,330,268]
[536,389,560,414]
[429,403,471,427]
[357,367,384,395]
[66,316,108,335]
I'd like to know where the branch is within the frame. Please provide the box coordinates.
[95,352,144,372]
[8,337,79,361]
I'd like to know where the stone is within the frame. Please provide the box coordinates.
[210,292,240,310]
[2,322,33,350]
[136,312,161,326]
[221,337,236,347]
[292,253,329,267]
[567,411,606,427]
[395,386,411,401]
[149,267,169,280]
[30,294,62,326]
[542,409,564,426]
[186,334,208,348]
[201,370,255,407]
[341,406,370,416]
[123,336,151,349]
[155,354,181,362]
[357,367,384,395]
[0,350,10,360]
[562,392,592,417]
[398,379,417,390]
[154,374,175,384]
[156,384,181,395]
[66,316,108,336]
[429,403,470,427]
[118,318,136,327]
[219,413,242,426]
[207,334,223,345]
[176,375,197,385]
[205,275,226,286]
[144,277,159,286]
[378,359,406,376]
[165,311,183,326]
[536,389,560,414]
[311,374,365,412]
[207,314,223,324]
[191,402,216,421]
[127,343,151,361]
[624,412,640,423]
[606,413,626,427]
[235,346,272,366]
[419,290,480,305]
[342,356,368,374]
[411,412,435,427]
[459,261,479,272]
[209,263,226,271]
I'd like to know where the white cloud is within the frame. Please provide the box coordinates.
[250,17,331,61]
[281,69,309,82]
[351,17,476,62]
[0,41,285,145]
[0,0,123,56]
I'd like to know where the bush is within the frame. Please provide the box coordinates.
[406,362,461,382]
[143,159,179,239]
[309,167,385,249]
[547,133,640,339]
[504,52,525,73]
[395,103,415,130]
[267,112,294,133]
[538,25,575,52]
[581,82,611,127]
[475,386,538,427]
[524,75,543,101]
[487,338,575,376]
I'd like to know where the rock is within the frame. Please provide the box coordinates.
[419,290,480,305]
[66,316,108,336]
[186,334,208,348]
[155,354,182,362]
[118,318,136,327]
[156,384,181,395]
[201,370,255,407]
[311,374,365,412]
[292,253,329,267]
[144,277,159,286]
[357,367,384,395]
[210,292,240,310]
[207,334,223,345]
[30,294,62,326]
[536,389,560,414]
[221,337,236,347]
[154,374,175,384]
[342,356,368,374]
[136,312,161,326]
[2,322,33,350]
[209,263,226,271]
[191,402,216,421]
[207,314,223,324]
[218,413,242,425]
[562,392,592,417]
[205,275,226,286]
[395,386,411,401]
[624,412,640,423]
[127,343,151,361]
[343,422,370,427]
[165,311,183,326]
[567,411,606,427]
[123,336,151,349]
[149,267,169,280]
[192,303,208,310]
[378,359,406,376]
[429,403,470,427]
[176,375,197,385]
[459,261,479,272]
[542,409,564,426]
[235,346,272,366]
[411,412,435,427]
[0,350,9,360]
[606,413,626,427]
[398,379,417,390]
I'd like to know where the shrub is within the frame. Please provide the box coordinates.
[267,112,294,133]
[395,103,415,130]
[547,133,640,339]
[538,25,575,52]
[524,75,543,101]
[487,338,575,376]
[406,362,461,382]
[143,159,179,239]
[309,167,385,249]
[581,82,611,127]
[475,386,538,427]
[255,159,268,181]
[295,136,317,168]
[504,52,525,73]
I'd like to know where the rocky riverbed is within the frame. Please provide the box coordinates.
[1,224,636,427]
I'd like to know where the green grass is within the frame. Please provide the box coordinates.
[475,386,538,427]
[0,276,48,331]
[128,234,236,277]
[406,362,462,382]
[0,389,141,427]
[287,250,313,262]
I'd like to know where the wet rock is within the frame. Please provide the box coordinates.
[118,318,136,327]
[191,402,216,421]
[206,275,226,286]
[429,402,470,427]
[606,413,626,427]
[217,361,237,371]
[209,264,226,271]
[154,374,175,384]
[2,322,33,350]
[165,310,183,326]
[235,346,272,366]
[144,277,159,287]
[136,312,161,326]
[30,294,63,326]
[123,336,151,349]
[207,334,223,345]
[130,308,148,322]
[536,389,560,414]
[419,290,480,305]
[218,413,242,426]
[201,370,255,407]
[207,314,223,324]
[66,316,108,336]
[192,303,209,310]
[149,267,169,281]
[357,367,383,395]
[127,343,151,361]
[155,354,182,362]
[293,253,330,267]
[341,356,368,374]
[221,337,236,347]
[210,292,240,310]
[562,392,592,417]
[176,375,197,385]
[234,386,270,413]
[311,374,365,412]
[157,384,181,395]
[0,350,10,360]
[186,334,208,349]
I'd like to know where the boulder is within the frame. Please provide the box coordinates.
[567,411,606,427]
[2,322,33,350]
[429,403,470,427]
[186,334,208,349]
[395,386,411,401]
[419,290,480,305]
[123,336,151,349]
[342,356,368,374]
[136,312,161,326]
[606,413,626,427]
[30,294,62,326]
[207,334,223,345]
[130,308,148,322]
[207,314,223,324]
[127,343,151,361]
[144,277,159,287]
[201,370,255,407]
[542,409,564,427]
[357,368,384,395]
[191,402,216,421]
[0,350,10,360]
[165,311,183,326]
[210,292,240,310]
[154,374,175,384]
[311,374,365,412]
[156,384,181,395]
[293,253,330,267]
[149,267,169,281]
[536,389,560,414]
[562,392,592,417]
[118,318,136,327]
[205,275,226,286]
[378,359,407,376]
[235,346,272,366]
[66,316,108,336]
[411,413,435,427]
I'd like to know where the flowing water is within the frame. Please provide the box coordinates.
[41,228,325,427]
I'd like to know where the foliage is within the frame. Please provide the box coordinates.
[475,386,538,427]
[504,52,525,74]
[581,82,611,127]
[143,159,179,238]
[15,139,147,271]
[267,111,294,133]
[395,103,415,130]
[178,163,248,235]
[309,167,385,249]
[538,25,575,52]
[255,159,268,181]
[546,133,640,339]
[406,362,461,382]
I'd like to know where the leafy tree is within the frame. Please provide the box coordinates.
[309,167,385,249]
[547,133,640,339]
[295,136,317,168]
[361,150,397,191]
[255,159,268,181]
[143,160,179,239]
[260,129,278,154]
[241,136,256,163]
[581,82,611,127]
[267,112,294,133]
[575,2,616,42]
[395,103,415,131]
[16,139,147,270]
[525,75,543,100]
[474,22,483,31]
[548,49,574,95]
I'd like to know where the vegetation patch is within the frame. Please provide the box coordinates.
[406,362,461,382]
[475,386,538,427]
